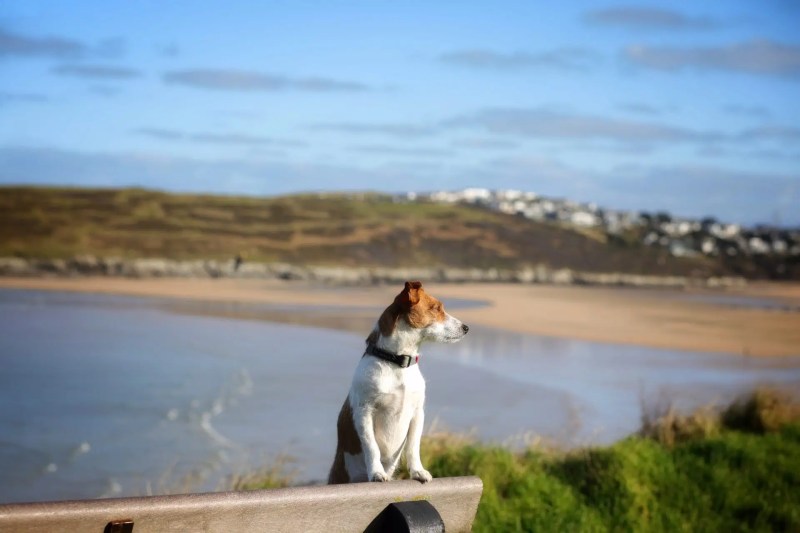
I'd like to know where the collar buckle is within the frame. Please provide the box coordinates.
[365,344,419,368]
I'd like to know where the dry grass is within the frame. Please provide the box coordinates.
[639,388,800,446]
[721,387,800,433]
[224,454,298,491]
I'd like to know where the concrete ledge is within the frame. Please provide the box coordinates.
[0,477,483,533]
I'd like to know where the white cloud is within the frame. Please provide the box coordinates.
[440,48,597,71]
[584,7,719,30]
[162,69,370,92]
[624,40,800,79]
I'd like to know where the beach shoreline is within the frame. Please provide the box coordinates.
[1,276,799,358]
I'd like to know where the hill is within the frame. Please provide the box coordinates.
[0,186,738,277]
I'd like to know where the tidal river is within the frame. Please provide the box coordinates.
[1,288,798,504]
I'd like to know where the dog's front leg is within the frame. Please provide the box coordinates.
[406,405,432,483]
[352,404,388,482]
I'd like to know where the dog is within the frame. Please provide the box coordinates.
[328,281,469,484]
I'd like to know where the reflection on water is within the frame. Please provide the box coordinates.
[0,288,798,504]
[428,328,800,446]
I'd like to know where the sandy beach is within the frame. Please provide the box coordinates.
[1,276,799,358]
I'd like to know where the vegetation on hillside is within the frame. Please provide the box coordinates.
[0,186,727,276]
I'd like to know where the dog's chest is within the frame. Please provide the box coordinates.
[373,367,425,415]
[352,359,426,419]
[369,365,425,451]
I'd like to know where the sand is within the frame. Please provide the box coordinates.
[1,277,799,358]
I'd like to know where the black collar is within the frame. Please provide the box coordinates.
[365,344,419,368]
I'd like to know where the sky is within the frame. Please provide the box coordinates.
[1,1,799,226]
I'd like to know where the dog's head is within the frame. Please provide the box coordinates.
[374,281,469,343]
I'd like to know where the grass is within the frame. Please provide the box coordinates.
[419,388,800,532]
[234,389,800,532]
[225,454,298,491]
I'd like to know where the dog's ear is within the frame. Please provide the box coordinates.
[405,280,423,291]
[378,305,400,337]
[395,280,423,309]
[377,282,424,337]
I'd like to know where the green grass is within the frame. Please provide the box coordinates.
[417,389,800,532]
[421,426,800,532]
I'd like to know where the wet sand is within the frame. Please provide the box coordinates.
[1,277,799,357]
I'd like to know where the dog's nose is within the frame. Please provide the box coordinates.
[462,324,469,333]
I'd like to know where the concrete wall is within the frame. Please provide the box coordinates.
[0,477,483,533]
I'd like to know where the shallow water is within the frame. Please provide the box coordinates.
[674,292,800,312]
[1,288,798,504]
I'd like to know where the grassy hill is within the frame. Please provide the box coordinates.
[0,186,726,276]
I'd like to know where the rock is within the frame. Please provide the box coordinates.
[0,257,32,276]
[69,255,102,274]
[0,255,757,290]
[551,269,574,285]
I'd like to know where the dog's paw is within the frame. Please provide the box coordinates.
[410,468,432,483]
[370,471,390,482]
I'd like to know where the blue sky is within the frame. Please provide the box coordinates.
[1,1,799,225]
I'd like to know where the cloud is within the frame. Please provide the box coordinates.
[447,108,800,153]
[155,43,180,58]
[190,132,300,147]
[451,138,519,150]
[0,27,84,58]
[349,145,454,157]
[0,146,416,194]
[722,104,771,119]
[88,85,123,98]
[189,133,274,146]
[162,68,369,92]
[623,40,800,79]
[0,92,48,105]
[479,155,594,188]
[51,64,142,79]
[0,27,125,60]
[736,125,800,142]
[445,108,716,143]
[133,128,306,147]
[93,37,126,59]
[616,102,664,115]
[606,164,799,224]
[439,48,597,71]
[134,128,184,141]
[697,145,800,162]
[311,122,436,138]
[584,7,719,30]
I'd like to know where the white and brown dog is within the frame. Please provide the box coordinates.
[328,281,469,484]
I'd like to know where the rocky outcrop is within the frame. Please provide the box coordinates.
[0,256,748,289]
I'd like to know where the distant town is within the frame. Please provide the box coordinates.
[408,188,800,267]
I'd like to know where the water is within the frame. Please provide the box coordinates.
[1,288,798,504]
[674,292,800,312]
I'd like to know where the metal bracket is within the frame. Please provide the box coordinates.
[104,519,134,533]
[364,500,444,533]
